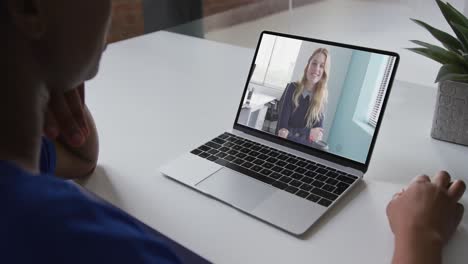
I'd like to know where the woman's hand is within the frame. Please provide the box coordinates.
[278,128,289,138]
[44,84,90,147]
[387,171,466,245]
[309,128,323,142]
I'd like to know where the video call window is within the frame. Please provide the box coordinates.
[237,33,396,163]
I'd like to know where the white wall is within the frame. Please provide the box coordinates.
[291,42,353,141]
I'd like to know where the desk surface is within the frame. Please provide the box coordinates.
[84,31,468,263]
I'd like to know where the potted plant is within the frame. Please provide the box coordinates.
[410,0,468,146]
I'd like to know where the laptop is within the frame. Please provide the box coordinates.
[160,31,399,235]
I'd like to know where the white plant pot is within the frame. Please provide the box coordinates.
[431,80,468,146]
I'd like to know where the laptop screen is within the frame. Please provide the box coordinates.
[235,32,398,164]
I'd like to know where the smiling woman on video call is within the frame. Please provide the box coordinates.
[277,48,330,147]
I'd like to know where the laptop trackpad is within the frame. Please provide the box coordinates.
[196,167,276,212]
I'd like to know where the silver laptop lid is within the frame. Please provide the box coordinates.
[233,31,399,174]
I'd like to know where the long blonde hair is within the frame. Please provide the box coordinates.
[292,48,330,128]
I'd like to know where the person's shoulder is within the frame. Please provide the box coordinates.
[285,82,298,95]
[1,170,180,263]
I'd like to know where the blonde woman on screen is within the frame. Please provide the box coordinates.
[277,48,330,146]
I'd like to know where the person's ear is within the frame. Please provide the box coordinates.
[7,0,45,39]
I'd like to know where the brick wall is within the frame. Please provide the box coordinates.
[203,0,258,16]
[108,0,144,43]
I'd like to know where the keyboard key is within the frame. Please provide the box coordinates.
[318,198,332,207]
[306,164,318,171]
[233,158,244,165]
[294,167,307,174]
[240,148,252,154]
[259,148,270,154]
[224,142,234,148]
[219,146,229,152]
[218,133,230,139]
[326,171,339,178]
[334,187,347,195]
[267,157,278,163]
[251,146,261,151]
[290,180,302,187]
[279,176,292,184]
[326,178,338,186]
[299,183,313,191]
[285,164,297,171]
[242,142,253,148]
[316,168,328,174]
[301,177,313,184]
[236,153,247,159]
[270,172,282,179]
[199,152,210,158]
[269,152,280,158]
[191,149,202,155]
[206,142,221,149]
[242,162,254,169]
[199,145,210,152]
[296,161,308,167]
[260,169,273,176]
[316,175,328,182]
[291,173,303,180]
[285,186,298,194]
[296,190,309,198]
[258,154,268,160]
[208,149,219,155]
[227,149,239,156]
[311,180,325,188]
[338,175,356,184]
[281,169,293,176]
[212,138,226,145]
[272,181,287,190]
[271,166,283,172]
[251,165,262,172]
[215,152,227,158]
[207,155,217,161]
[337,182,350,189]
[311,188,338,201]
[225,155,235,161]
[278,154,289,160]
[307,194,320,202]
[287,157,299,164]
[322,184,336,192]
[249,151,260,157]
[305,170,317,178]
[253,159,264,165]
[233,145,242,150]
[276,160,287,167]
[263,162,274,169]
[244,156,255,162]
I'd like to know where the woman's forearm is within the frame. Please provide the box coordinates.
[392,231,443,264]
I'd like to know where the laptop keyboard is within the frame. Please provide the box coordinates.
[190,133,358,207]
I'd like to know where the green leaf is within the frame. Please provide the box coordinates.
[435,64,467,82]
[436,0,468,51]
[451,23,468,51]
[410,18,463,53]
[407,45,467,67]
[446,2,468,27]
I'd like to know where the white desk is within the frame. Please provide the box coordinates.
[84,31,468,263]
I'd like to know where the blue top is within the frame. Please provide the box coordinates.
[277,83,324,146]
[0,138,181,264]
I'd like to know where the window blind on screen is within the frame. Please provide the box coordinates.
[369,56,395,127]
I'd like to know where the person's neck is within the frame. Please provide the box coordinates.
[0,37,49,174]
[304,81,316,92]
